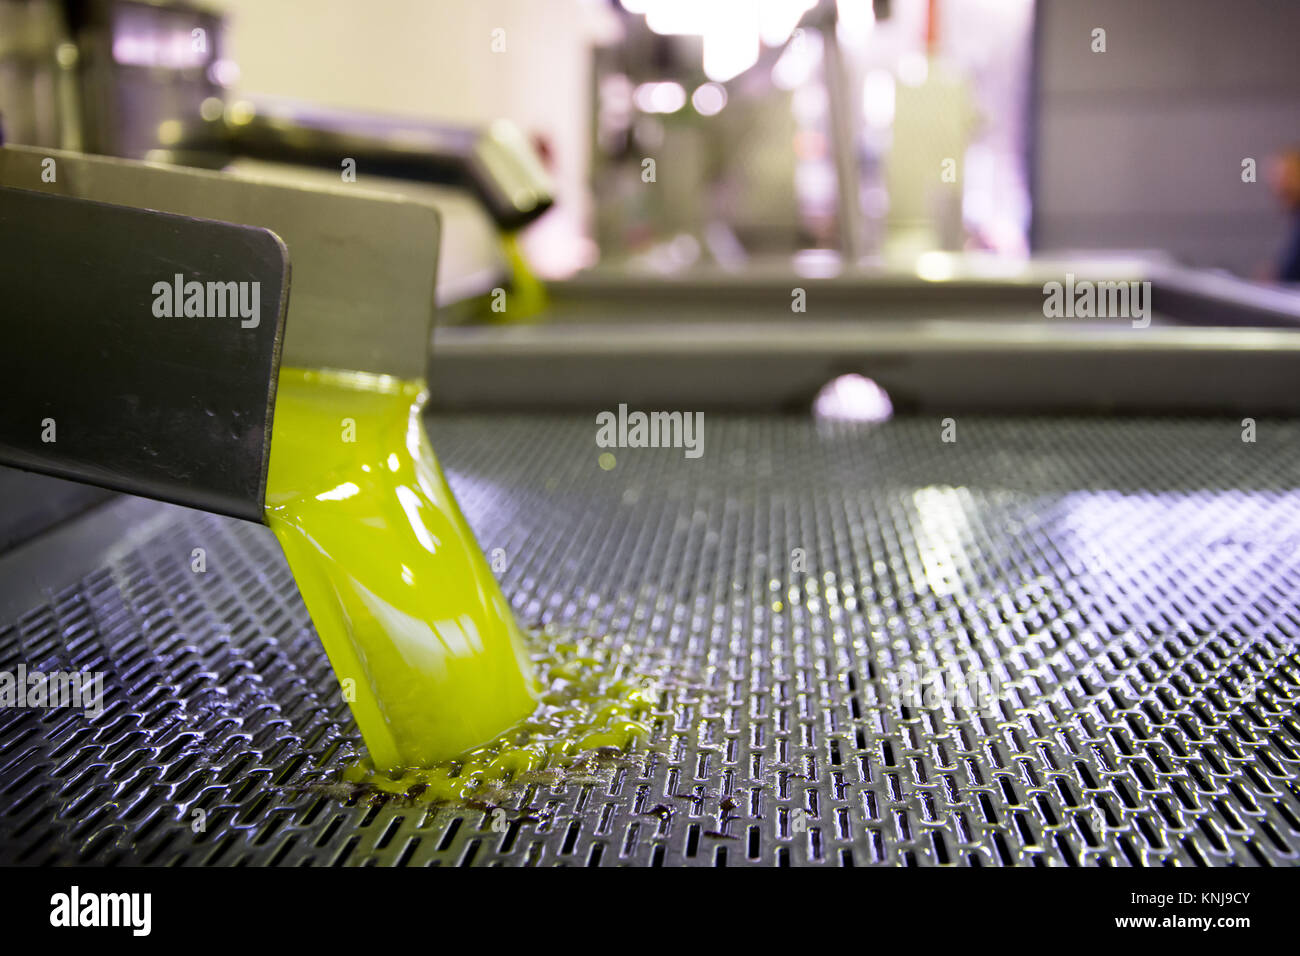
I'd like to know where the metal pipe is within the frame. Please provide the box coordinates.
[787,0,864,261]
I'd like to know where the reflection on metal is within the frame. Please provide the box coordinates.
[2,416,1298,865]
[429,320,1300,414]
[430,261,1300,410]
[0,145,442,380]
[813,373,893,422]
[910,486,975,597]
[228,101,555,230]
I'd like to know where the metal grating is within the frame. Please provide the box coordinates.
[1,413,1299,866]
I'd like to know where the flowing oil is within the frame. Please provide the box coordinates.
[264,368,655,795]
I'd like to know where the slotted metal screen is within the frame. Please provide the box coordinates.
[1,414,1298,866]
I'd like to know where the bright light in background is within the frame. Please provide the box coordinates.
[772,26,822,90]
[835,0,876,44]
[642,0,702,34]
[113,32,208,68]
[916,251,958,281]
[703,8,759,82]
[624,0,816,83]
[208,58,239,87]
[759,0,817,46]
[898,51,929,86]
[813,374,894,423]
[691,82,728,115]
[633,81,687,113]
[792,248,842,278]
[862,69,895,129]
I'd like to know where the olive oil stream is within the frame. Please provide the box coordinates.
[265,369,654,798]
[265,368,538,771]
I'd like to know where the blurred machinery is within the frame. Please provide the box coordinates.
[0,0,554,228]
[589,0,1032,270]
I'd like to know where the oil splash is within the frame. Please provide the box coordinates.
[265,367,537,771]
[341,635,658,805]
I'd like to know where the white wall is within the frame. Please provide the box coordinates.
[1032,0,1300,276]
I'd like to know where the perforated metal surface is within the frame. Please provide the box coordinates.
[1,414,1299,866]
